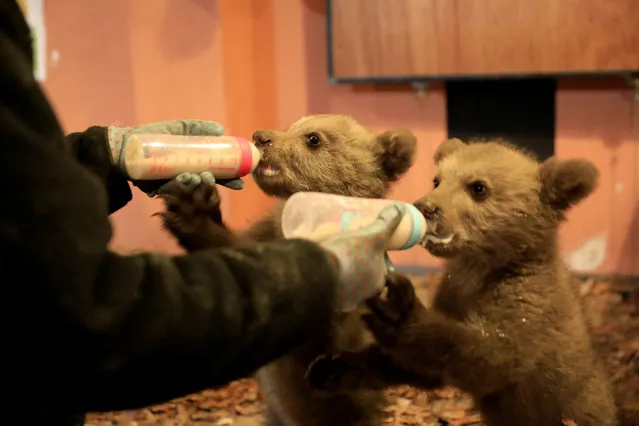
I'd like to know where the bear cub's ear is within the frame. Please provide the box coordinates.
[539,157,598,211]
[433,138,466,165]
[375,129,417,182]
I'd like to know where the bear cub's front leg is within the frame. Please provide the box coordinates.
[157,172,239,251]
[306,272,442,392]
[362,271,421,346]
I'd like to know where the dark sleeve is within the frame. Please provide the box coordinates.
[65,126,133,214]
[68,242,339,412]
[0,2,338,413]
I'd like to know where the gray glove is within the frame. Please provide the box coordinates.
[107,120,245,196]
[320,203,406,311]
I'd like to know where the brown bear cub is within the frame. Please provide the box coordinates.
[316,138,619,426]
[158,114,417,426]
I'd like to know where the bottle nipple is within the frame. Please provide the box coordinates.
[400,203,427,250]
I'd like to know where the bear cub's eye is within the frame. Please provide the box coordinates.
[468,181,488,199]
[433,176,441,188]
[306,133,321,147]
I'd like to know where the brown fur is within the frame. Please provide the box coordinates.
[321,139,618,426]
[158,114,417,426]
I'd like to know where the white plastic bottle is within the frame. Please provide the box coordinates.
[281,192,427,250]
[122,134,262,180]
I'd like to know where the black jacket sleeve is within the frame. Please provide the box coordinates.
[65,126,133,214]
[1,0,337,415]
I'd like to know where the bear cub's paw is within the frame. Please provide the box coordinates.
[306,354,354,392]
[363,271,418,347]
[156,172,228,248]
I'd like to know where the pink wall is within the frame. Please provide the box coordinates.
[41,0,638,274]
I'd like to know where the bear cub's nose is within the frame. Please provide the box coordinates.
[252,130,273,147]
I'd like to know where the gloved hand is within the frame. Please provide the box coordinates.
[107,120,245,196]
[319,203,406,312]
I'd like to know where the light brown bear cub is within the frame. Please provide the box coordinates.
[321,138,618,426]
[314,139,617,426]
[159,114,417,426]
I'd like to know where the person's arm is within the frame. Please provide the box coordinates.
[59,242,339,412]
[1,2,337,413]
[65,126,133,214]
[4,117,340,411]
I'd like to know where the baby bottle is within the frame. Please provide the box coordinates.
[122,134,261,180]
[280,192,427,250]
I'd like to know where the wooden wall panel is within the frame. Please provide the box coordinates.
[329,0,639,80]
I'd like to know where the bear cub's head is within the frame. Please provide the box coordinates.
[251,114,417,199]
[414,138,598,262]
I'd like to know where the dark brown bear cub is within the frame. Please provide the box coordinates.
[357,138,618,426]
[158,114,417,426]
[311,138,619,426]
